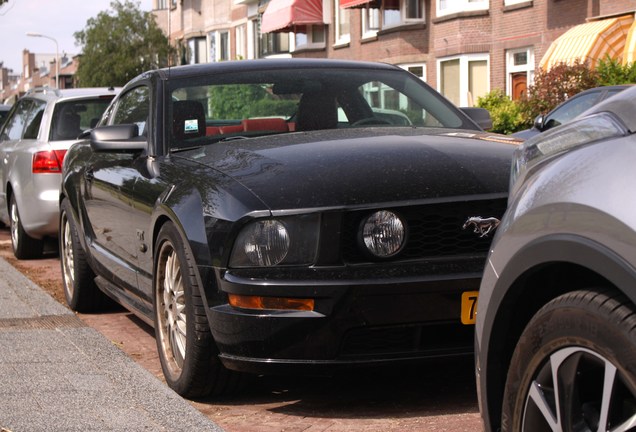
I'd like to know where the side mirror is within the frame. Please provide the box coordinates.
[90,124,146,152]
[533,115,545,131]
[460,107,493,130]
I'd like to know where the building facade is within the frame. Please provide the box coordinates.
[152,0,636,107]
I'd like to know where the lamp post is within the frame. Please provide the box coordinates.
[26,32,59,89]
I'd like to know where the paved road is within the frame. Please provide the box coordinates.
[0,229,483,431]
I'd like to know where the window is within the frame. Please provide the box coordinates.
[2,100,33,140]
[258,16,291,57]
[362,6,380,38]
[236,25,246,60]
[438,54,489,106]
[157,0,168,9]
[400,63,426,81]
[334,0,351,45]
[209,31,230,62]
[188,37,208,64]
[361,0,423,32]
[506,47,534,101]
[437,0,488,17]
[111,86,150,136]
[295,25,326,50]
[504,0,528,5]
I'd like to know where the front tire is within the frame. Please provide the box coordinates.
[502,289,636,431]
[59,198,109,312]
[10,194,43,259]
[154,222,245,398]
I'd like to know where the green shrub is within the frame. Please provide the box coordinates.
[595,56,636,85]
[476,89,525,134]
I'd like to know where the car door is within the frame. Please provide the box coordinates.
[83,85,150,295]
[0,99,44,224]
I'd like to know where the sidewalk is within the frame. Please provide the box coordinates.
[0,257,224,432]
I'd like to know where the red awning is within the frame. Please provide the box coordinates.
[339,0,373,8]
[261,0,324,33]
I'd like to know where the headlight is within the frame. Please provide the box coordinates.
[359,210,406,258]
[510,112,627,194]
[229,214,320,268]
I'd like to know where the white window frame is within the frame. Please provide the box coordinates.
[293,25,327,51]
[399,63,426,82]
[382,0,425,30]
[209,30,231,62]
[235,24,247,60]
[334,0,351,45]
[504,0,528,5]
[506,47,534,98]
[361,6,380,39]
[437,54,489,107]
[437,0,488,17]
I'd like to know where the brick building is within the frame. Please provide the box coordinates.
[153,0,636,107]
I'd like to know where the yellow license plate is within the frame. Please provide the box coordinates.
[461,291,479,325]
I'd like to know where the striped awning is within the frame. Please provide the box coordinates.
[540,15,633,71]
[260,0,324,33]
[623,19,636,64]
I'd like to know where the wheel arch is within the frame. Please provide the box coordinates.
[481,233,636,431]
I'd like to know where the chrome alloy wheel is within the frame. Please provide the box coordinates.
[522,346,636,431]
[10,199,19,250]
[156,241,187,372]
[60,213,75,298]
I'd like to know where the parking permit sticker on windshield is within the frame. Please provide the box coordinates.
[184,119,199,134]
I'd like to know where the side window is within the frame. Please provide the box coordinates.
[544,92,600,130]
[22,100,46,140]
[111,86,150,136]
[2,100,33,141]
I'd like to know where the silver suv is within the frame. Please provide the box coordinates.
[0,87,119,259]
[476,85,636,431]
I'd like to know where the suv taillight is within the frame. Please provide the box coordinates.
[32,150,67,173]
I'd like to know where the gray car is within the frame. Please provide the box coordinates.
[476,86,636,430]
[0,87,119,259]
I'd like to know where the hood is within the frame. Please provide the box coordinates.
[179,128,519,211]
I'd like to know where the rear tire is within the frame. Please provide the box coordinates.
[59,198,109,312]
[154,222,246,398]
[501,289,636,432]
[10,194,43,259]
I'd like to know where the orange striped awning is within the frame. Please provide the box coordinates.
[623,19,636,64]
[540,15,633,71]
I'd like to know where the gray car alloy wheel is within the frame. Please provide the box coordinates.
[9,194,43,259]
[156,238,188,371]
[521,346,636,431]
[60,213,76,299]
[503,289,636,432]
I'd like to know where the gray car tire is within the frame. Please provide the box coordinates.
[501,288,636,432]
[10,194,44,259]
[153,221,245,398]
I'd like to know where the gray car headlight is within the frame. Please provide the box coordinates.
[359,210,406,258]
[229,214,320,268]
[510,112,627,195]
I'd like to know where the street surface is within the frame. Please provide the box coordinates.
[0,228,482,431]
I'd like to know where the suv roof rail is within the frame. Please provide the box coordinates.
[25,87,62,97]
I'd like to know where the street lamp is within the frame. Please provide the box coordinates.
[26,32,59,89]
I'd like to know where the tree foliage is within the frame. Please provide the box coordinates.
[517,60,598,128]
[595,55,636,85]
[74,0,174,87]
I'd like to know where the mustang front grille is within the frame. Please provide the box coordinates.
[341,198,507,264]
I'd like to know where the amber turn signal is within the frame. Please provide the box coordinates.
[228,294,315,311]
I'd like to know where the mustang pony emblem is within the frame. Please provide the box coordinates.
[463,216,500,238]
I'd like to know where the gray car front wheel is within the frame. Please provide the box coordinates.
[502,289,636,432]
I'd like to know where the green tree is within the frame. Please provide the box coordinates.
[74,0,173,87]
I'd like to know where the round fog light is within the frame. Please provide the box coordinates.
[360,210,406,258]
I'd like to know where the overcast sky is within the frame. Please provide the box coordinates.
[0,0,153,73]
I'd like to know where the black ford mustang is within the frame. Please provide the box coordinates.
[59,59,518,398]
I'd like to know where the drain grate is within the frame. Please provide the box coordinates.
[0,315,86,331]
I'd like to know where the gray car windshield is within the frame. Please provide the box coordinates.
[168,67,470,149]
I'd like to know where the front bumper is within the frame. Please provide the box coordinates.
[208,259,483,375]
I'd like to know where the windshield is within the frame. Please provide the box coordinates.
[168,67,473,150]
